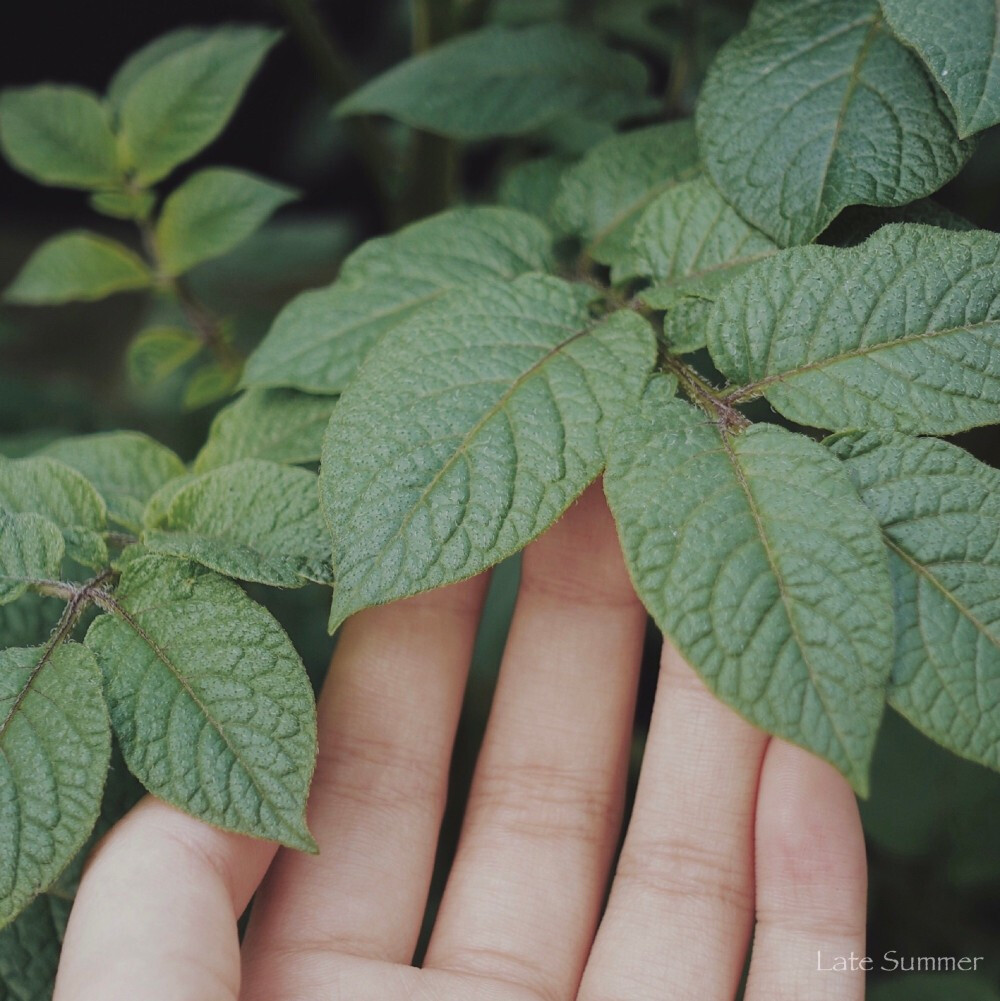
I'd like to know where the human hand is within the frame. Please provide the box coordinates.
[53,484,867,1001]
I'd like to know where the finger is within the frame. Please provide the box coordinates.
[424,485,647,1001]
[241,576,489,988]
[53,796,275,1001]
[744,739,868,1001]
[578,644,769,1001]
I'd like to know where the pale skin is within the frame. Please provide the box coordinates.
[53,485,868,1001]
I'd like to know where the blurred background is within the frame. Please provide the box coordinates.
[1,2,998,996]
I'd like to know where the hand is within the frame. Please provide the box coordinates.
[53,485,867,1001]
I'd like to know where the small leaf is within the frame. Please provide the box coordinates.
[707,225,1000,434]
[497,155,572,228]
[144,459,331,587]
[0,457,107,568]
[880,0,1000,137]
[830,431,1000,772]
[337,24,655,140]
[552,121,701,273]
[155,168,298,276]
[127,326,203,386]
[117,26,282,185]
[194,389,336,471]
[4,232,151,305]
[696,0,973,245]
[0,85,121,190]
[243,206,553,394]
[0,512,64,606]
[89,189,156,221]
[0,643,111,928]
[183,362,240,410]
[106,27,214,112]
[322,274,656,630]
[604,381,894,791]
[85,555,318,849]
[40,432,186,534]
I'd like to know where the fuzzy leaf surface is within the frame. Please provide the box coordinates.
[0,643,110,928]
[696,0,973,245]
[831,431,1000,771]
[604,381,894,790]
[322,275,656,629]
[85,555,317,849]
[708,225,1000,434]
[0,513,64,606]
[144,460,331,587]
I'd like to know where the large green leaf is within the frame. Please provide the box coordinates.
[144,460,331,587]
[194,389,336,472]
[322,274,656,630]
[0,457,107,569]
[85,555,317,849]
[707,225,1000,435]
[696,0,973,246]
[155,168,297,276]
[243,207,553,394]
[0,86,121,190]
[880,0,1000,138]
[40,432,186,534]
[552,122,701,275]
[604,380,894,790]
[116,26,281,185]
[830,431,1000,772]
[4,232,151,306]
[106,28,214,112]
[0,512,64,606]
[0,643,110,928]
[336,24,655,140]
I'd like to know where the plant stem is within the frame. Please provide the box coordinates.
[663,354,750,432]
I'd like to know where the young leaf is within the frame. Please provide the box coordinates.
[322,274,656,630]
[116,26,282,185]
[89,188,157,221]
[604,381,894,791]
[243,206,553,394]
[183,361,240,410]
[127,326,202,386]
[155,168,298,276]
[830,431,1000,772]
[707,225,1000,434]
[194,389,336,472]
[0,86,120,190]
[0,457,107,568]
[40,432,186,534]
[4,232,151,305]
[84,555,317,850]
[0,643,111,928]
[696,0,973,246]
[880,0,1000,138]
[0,511,64,605]
[144,459,332,587]
[336,24,655,140]
[552,121,701,273]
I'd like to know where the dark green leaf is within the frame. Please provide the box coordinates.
[0,512,64,606]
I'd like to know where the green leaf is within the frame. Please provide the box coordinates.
[868,975,1000,1001]
[155,168,298,276]
[880,0,1000,138]
[0,891,71,1000]
[243,206,554,394]
[194,389,336,472]
[39,432,186,534]
[696,0,973,246]
[0,643,111,928]
[84,555,317,849]
[706,225,1000,434]
[552,122,701,273]
[336,24,656,140]
[497,155,572,229]
[4,232,151,305]
[0,512,64,606]
[0,86,120,190]
[830,431,1000,772]
[604,379,894,791]
[127,326,202,386]
[106,28,214,112]
[182,362,240,410]
[0,593,63,651]
[322,274,656,630]
[89,188,157,221]
[0,457,107,569]
[144,460,331,587]
[116,26,282,185]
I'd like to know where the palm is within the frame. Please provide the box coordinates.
[54,487,867,1001]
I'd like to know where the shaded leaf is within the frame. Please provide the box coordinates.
[127,327,202,386]
[183,362,240,410]
[0,512,64,606]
